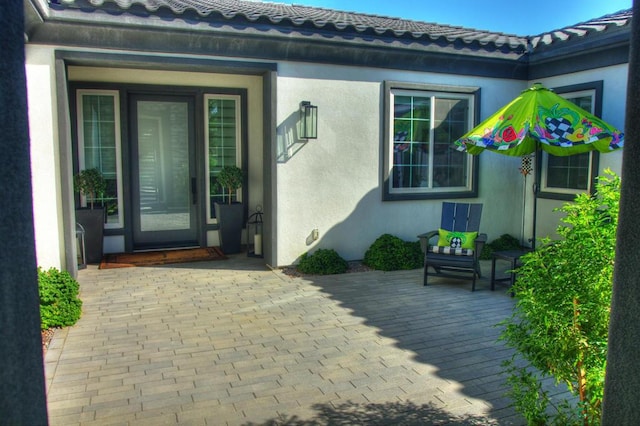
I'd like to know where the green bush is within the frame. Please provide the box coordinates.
[38,267,83,330]
[297,249,348,275]
[500,170,619,425]
[363,234,423,271]
[480,233,522,260]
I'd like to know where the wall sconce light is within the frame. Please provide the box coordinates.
[300,101,318,139]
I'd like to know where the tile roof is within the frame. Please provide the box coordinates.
[529,8,632,48]
[57,0,632,52]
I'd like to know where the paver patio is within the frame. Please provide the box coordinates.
[44,256,529,425]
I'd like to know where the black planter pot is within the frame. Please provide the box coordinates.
[215,202,244,254]
[75,208,105,264]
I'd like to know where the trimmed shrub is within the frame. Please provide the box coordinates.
[480,233,522,260]
[363,234,423,271]
[297,249,348,275]
[38,267,82,330]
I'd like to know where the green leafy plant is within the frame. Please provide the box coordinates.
[500,170,619,425]
[480,233,522,260]
[297,249,348,275]
[73,168,107,209]
[38,267,83,330]
[217,165,244,204]
[363,234,422,271]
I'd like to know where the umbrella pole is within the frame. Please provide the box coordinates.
[522,174,527,247]
[532,182,538,250]
[519,155,534,249]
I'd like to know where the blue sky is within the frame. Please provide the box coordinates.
[259,0,632,35]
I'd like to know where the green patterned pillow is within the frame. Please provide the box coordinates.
[437,229,478,249]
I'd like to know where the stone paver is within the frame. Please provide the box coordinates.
[45,256,528,425]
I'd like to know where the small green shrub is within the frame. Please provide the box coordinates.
[73,168,106,209]
[217,165,244,204]
[363,234,422,271]
[38,267,83,330]
[480,233,522,259]
[297,249,348,275]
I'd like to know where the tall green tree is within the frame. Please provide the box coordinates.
[501,170,619,425]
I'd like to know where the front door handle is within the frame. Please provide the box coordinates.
[191,177,197,205]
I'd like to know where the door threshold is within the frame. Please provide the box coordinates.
[133,246,201,253]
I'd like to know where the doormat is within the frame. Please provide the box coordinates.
[99,247,227,269]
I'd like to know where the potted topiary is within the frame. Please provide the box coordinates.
[214,165,245,254]
[74,168,107,264]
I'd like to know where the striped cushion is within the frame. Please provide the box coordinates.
[429,245,474,256]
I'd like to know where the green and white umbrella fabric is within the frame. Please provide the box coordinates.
[454,83,624,156]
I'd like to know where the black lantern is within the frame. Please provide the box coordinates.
[300,101,318,139]
[246,205,264,258]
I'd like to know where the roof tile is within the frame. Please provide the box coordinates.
[529,8,631,47]
[63,0,632,52]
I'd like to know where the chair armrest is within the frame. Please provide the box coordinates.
[417,230,439,253]
[473,233,488,258]
[417,230,438,240]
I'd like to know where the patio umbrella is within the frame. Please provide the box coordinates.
[454,83,624,247]
[454,83,623,156]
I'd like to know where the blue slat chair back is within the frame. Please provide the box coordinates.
[440,202,482,233]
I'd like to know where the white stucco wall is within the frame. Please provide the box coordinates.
[25,46,67,270]
[274,62,528,266]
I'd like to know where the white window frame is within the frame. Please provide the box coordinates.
[540,88,596,196]
[384,82,478,201]
[76,89,124,229]
[204,94,242,224]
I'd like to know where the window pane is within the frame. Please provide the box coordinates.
[565,95,592,112]
[386,83,478,201]
[394,96,412,118]
[433,98,469,188]
[393,122,411,141]
[207,97,239,220]
[392,95,431,189]
[547,153,590,190]
[412,98,430,119]
[390,91,472,193]
[543,91,594,192]
[80,93,121,227]
[412,121,430,143]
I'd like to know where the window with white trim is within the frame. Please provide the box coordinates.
[76,90,123,229]
[384,82,478,200]
[204,94,242,223]
[540,85,599,197]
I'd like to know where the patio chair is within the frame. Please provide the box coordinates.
[417,202,487,291]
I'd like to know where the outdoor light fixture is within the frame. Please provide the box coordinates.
[300,101,318,139]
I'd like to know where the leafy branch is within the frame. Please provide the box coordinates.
[499,170,619,425]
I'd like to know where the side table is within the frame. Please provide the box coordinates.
[491,250,530,292]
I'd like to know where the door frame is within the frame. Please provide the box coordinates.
[70,81,250,254]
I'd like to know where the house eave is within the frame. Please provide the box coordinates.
[27,16,530,79]
[23,0,48,40]
[55,49,278,75]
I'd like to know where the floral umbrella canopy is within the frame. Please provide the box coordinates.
[454,83,624,248]
[454,83,624,156]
